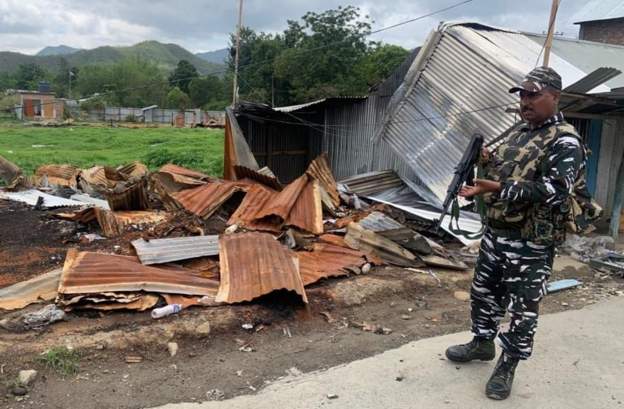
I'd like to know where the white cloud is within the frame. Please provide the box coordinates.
[0,0,588,54]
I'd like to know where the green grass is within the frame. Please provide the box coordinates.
[0,121,224,176]
[36,347,81,377]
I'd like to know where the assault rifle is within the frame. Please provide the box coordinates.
[435,133,484,236]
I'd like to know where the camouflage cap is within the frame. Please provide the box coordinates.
[509,66,562,94]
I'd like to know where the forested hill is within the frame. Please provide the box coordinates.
[0,41,224,75]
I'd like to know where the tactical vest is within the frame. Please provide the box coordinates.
[483,121,598,245]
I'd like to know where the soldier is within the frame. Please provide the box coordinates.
[445,66,586,400]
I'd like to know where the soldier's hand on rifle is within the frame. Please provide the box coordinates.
[459,179,501,198]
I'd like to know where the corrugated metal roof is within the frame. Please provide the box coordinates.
[572,0,624,23]
[339,170,403,196]
[564,67,623,93]
[70,193,110,210]
[378,22,624,205]
[117,161,149,179]
[234,165,282,190]
[34,164,80,188]
[0,189,84,208]
[254,175,308,221]
[525,33,624,89]
[227,184,279,230]
[344,222,418,267]
[159,164,210,181]
[104,178,149,211]
[131,236,220,265]
[359,211,408,232]
[172,181,245,219]
[58,250,219,296]
[216,232,307,304]
[95,209,169,237]
[274,97,367,113]
[0,268,61,310]
[305,153,340,208]
[286,179,323,235]
[298,243,367,286]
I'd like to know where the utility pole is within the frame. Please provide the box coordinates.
[68,69,72,99]
[543,0,560,67]
[232,0,244,106]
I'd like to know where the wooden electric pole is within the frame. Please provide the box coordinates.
[543,0,560,67]
[232,0,244,106]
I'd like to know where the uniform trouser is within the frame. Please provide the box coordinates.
[471,228,554,360]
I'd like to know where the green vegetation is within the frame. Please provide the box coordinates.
[36,347,81,377]
[0,6,410,111]
[0,123,224,176]
[0,40,224,75]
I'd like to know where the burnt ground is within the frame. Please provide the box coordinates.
[0,198,623,409]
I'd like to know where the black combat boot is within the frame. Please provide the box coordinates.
[485,353,519,400]
[445,337,495,362]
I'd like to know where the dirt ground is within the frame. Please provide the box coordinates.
[1,199,623,409]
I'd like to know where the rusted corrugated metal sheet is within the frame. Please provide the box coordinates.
[227,184,279,231]
[131,235,220,265]
[160,164,210,181]
[58,250,219,296]
[298,243,366,286]
[0,269,61,310]
[34,164,81,188]
[79,166,125,193]
[0,155,29,190]
[171,181,245,219]
[216,232,307,304]
[359,211,413,241]
[117,162,149,179]
[104,178,149,211]
[305,153,339,207]
[234,165,282,191]
[254,175,308,221]
[95,209,169,237]
[286,179,323,235]
[224,107,260,180]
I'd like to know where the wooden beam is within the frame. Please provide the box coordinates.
[543,0,560,67]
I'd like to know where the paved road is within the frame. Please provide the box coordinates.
[154,298,624,409]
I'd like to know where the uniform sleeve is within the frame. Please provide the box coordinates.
[498,136,583,205]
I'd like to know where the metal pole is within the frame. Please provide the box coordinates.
[543,0,560,67]
[232,0,244,106]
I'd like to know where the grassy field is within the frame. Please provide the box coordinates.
[0,120,224,177]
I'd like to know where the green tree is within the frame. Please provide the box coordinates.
[188,75,224,107]
[15,63,47,90]
[76,58,168,107]
[52,57,79,98]
[0,72,17,91]
[357,44,410,87]
[168,60,199,94]
[166,87,191,110]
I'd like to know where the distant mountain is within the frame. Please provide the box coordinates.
[0,41,225,75]
[36,45,82,56]
[196,48,229,65]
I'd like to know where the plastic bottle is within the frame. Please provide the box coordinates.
[151,304,182,319]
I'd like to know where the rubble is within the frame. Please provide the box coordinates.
[0,152,501,332]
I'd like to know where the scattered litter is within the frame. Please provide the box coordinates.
[327,394,339,400]
[152,304,182,319]
[21,304,66,329]
[242,323,254,330]
[167,342,179,357]
[547,279,583,293]
[206,389,225,401]
[18,370,38,386]
[125,355,143,364]
[560,234,615,261]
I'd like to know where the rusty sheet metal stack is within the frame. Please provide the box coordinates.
[0,152,469,315]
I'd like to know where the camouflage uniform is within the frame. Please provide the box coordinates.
[471,112,585,360]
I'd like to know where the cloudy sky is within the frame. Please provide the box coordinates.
[0,0,592,55]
